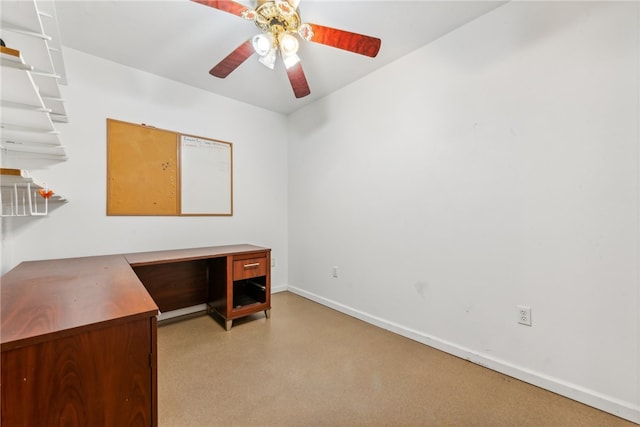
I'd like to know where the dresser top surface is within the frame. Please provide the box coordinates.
[1,254,158,350]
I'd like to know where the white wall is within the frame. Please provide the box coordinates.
[1,47,289,291]
[288,1,639,422]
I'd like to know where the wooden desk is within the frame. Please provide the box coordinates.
[1,244,271,427]
[125,244,271,330]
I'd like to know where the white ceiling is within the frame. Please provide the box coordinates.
[54,0,506,115]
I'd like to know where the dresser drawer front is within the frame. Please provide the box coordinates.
[233,257,267,280]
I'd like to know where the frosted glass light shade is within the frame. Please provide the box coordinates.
[279,33,299,56]
[252,34,272,56]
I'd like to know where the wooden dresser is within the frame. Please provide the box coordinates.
[1,244,271,426]
[0,255,159,427]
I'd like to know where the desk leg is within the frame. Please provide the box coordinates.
[225,319,233,331]
[264,309,271,319]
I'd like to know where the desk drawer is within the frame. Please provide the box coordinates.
[233,256,267,280]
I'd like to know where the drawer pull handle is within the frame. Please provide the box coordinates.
[243,263,260,268]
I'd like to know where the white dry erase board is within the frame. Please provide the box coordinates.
[107,119,233,216]
[180,135,232,214]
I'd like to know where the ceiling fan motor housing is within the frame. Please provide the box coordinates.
[254,1,301,39]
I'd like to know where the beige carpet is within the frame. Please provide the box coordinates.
[157,291,635,426]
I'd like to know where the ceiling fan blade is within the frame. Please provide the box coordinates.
[210,39,255,78]
[191,0,249,17]
[286,62,311,98]
[308,23,381,58]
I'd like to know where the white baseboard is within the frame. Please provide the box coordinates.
[286,285,640,425]
[271,284,288,294]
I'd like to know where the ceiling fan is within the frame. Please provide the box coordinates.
[192,0,381,98]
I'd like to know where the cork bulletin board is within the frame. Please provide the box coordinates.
[106,119,233,216]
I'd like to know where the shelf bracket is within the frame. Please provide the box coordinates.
[0,182,48,217]
[29,182,49,216]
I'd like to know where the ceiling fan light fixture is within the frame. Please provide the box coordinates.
[252,33,273,56]
[279,33,299,56]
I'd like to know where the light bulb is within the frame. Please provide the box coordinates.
[279,33,299,56]
[252,34,272,56]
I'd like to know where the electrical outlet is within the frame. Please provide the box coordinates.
[271,257,276,268]
[517,305,532,326]
[332,266,338,278]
